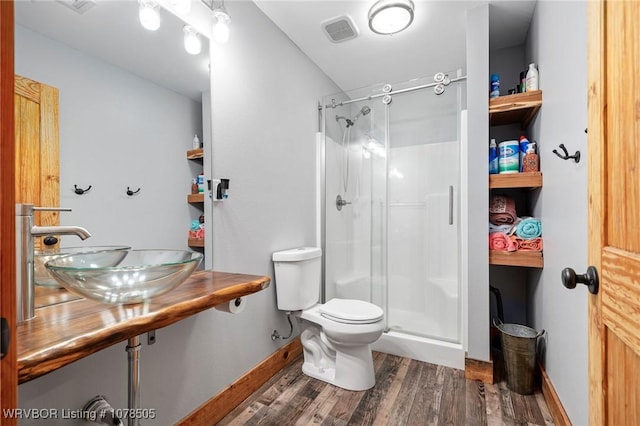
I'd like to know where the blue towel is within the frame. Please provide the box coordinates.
[516,217,542,239]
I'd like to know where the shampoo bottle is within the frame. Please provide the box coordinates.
[192,134,201,149]
[525,63,539,91]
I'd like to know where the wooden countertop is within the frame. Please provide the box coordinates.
[17,270,270,384]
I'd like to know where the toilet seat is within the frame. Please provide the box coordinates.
[319,299,384,324]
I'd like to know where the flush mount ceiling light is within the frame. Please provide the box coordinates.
[368,0,415,35]
[183,25,202,55]
[212,5,231,43]
[139,0,161,31]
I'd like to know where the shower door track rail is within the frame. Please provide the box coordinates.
[322,75,467,109]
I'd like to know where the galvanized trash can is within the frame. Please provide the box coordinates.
[493,318,545,395]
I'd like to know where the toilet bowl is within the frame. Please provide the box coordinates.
[296,299,384,391]
[272,247,384,391]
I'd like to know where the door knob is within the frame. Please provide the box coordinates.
[561,266,599,294]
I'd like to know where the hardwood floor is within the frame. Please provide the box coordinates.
[218,352,554,425]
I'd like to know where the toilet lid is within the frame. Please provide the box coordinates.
[320,299,384,324]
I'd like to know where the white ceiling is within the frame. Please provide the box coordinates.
[14,0,536,99]
[255,0,537,91]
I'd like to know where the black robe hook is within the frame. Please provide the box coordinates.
[552,144,581,163]
[126,187,141,196]
[74,185,92,195]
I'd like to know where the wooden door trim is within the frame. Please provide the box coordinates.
[1,0,17,420]
[587,0,605,424]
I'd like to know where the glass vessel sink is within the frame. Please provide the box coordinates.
[35,246,131,288]
[45,249,203,304]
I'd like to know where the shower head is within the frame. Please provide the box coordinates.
[356,106,372,118]
[346,106,371,127]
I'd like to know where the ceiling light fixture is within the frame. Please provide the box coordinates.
[169,0,191,15]
[212,5,231,43]
[183,25,202,55]
[139,0,161,31]
[368,0,415,35]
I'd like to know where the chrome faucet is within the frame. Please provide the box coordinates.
[16,204,91,323]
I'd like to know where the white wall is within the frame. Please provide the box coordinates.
[465,3,490,362]
[15,25,201,250]
[526,2,589,424]
[18,2,340,424]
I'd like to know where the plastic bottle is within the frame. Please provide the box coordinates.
[489,139,499,174]
[522,143,539,172]
[192,134,201,149]
[519,71,526,93]
[490,74,500,99]
[525,63,538,91]
[197,173,205,193]
[519,135,531,172]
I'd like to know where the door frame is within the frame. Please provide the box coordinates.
[0,0,17,420]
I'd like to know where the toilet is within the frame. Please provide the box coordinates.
[272,247,384,391]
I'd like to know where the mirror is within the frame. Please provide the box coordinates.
[14,0,210,308]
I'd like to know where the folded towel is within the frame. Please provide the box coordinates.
[489,195,517,225]
[489,220,518,235]
[511,236,543,251]
[516,217,542,239]
[489,232,517,251]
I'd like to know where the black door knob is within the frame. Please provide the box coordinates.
[561,266,599,295]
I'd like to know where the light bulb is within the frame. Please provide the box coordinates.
[139,0,160,31]
[212,8,230,44]
[169,0,191,15]
[183,25,202,55]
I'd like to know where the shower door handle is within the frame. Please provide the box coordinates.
[448,185,454,225]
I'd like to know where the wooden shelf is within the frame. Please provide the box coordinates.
[188,193,204,203]
[186,148,204,160]
[489,250,543,268]
[188,238,205,248]
[489,172,542,189]
[489,90,542,128]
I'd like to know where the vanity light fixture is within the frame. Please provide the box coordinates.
[169,0,191,15]
[183,25,202,55]
[139,0,161,31]
[212,5,231,43]
[368,0,415,35]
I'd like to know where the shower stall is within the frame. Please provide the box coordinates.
[320,71,467,369]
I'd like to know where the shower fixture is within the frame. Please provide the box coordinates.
[335,105,372,194]
[335,106,371,128]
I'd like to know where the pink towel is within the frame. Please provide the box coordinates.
[489,195,517,225]
[511,236,543,252]
[489,232,517,251]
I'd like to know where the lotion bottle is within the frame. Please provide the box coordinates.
[525,63,539,91]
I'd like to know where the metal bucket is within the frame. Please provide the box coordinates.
[493,318,545,395]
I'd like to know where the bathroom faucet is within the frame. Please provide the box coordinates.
[16,204,91,323]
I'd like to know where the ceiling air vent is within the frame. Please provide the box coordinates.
[321,16,359,43]
[55,0,97,15]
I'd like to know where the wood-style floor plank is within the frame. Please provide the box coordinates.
[217,352,554,426]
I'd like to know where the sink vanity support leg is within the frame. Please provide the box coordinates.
[126,336,141,426]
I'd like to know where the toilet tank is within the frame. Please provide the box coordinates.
[272,247,322,311]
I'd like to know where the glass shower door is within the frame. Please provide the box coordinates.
[322,84,387,312]
[384,74,462,343]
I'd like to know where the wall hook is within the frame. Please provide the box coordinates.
[126,187,141,196]
[74,184,92,195]
[552,144,581,163]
